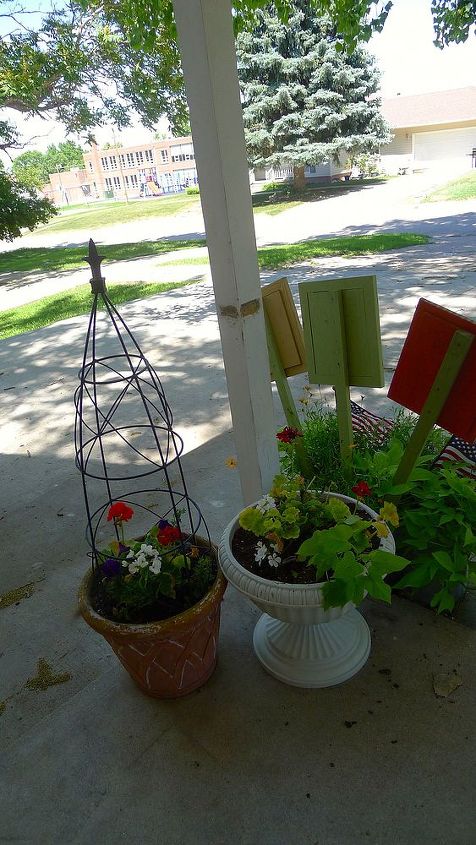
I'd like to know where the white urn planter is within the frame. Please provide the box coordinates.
[219,493,395,689]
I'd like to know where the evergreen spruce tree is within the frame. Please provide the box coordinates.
[236,3,391,188]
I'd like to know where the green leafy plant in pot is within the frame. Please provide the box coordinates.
[219,470,407,688]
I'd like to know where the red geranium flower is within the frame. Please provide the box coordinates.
[157,525,182,546]
[352,481,372,499]
[276,427,303,444]
[107,502,134,523]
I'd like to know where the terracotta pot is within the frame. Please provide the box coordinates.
[79,543,227,699]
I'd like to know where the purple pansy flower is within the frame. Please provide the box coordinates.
[101,558,121,577]
[158,519,170,529]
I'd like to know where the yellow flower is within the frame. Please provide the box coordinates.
[225,456,238,469]
[299,398,309,406]
[374,521,390,539]
[379,501,399,528]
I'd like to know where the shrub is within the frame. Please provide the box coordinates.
[262,181,289,192]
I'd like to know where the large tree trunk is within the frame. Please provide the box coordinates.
[293,165,306,191]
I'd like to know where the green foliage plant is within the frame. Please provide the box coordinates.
[262,181,291,192]
[394,465,476,614]
[238,474,407,610]
[0,169,56,241]
[185,185,200,195]
[279,396,476,614]
[96,503,215,624]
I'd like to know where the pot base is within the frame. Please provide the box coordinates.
[253,608,371,688]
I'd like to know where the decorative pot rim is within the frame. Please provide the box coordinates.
[219,491,395,602]
[79,539,226,638]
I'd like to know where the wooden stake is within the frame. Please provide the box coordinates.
[265,314,312,478]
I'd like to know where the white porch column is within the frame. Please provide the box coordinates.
[172,0,279,504]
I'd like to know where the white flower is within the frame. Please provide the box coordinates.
[135,553,149,569]
[149,558,162,575]
[140,544,155,556]
[254,541,268,565]
[256,494,276,514]
[126,549,135,560]
[128,562,140,575]
[268,552,281,568]
[121,559,129,568]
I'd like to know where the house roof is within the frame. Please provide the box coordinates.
[381,87,476,129]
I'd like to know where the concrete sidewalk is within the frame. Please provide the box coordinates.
[1,265,476,843]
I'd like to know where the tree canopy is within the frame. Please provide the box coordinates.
[12,142,84,189]
[0,168,55,241]
[237,4,390,184]
[0,0,188,156]
[233,0,475,49]
[111,1,475,54]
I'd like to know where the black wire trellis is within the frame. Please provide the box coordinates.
[74,239,211,577]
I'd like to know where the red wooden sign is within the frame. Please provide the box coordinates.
[388,299,476,441]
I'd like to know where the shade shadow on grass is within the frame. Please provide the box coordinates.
[0,279,202,340]
[0,238,206,277]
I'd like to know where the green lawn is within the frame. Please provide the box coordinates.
[2,232,429,278]
[253,200,302,215]
[0,279,201,340]
[251,177,388,215]
[30,178,389,233]
[33,194,201,234]
[424,171,476,202]
[257,232,430,269]
[0,238,205,275]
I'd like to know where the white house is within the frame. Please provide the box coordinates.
[380,87,476,174]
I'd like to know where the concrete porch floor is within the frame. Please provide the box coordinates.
[1,265,476,844]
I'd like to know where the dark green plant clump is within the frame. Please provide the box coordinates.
[279,398,475,613]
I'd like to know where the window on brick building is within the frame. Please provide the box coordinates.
[171,143,194,163]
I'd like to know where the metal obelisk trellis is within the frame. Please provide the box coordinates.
[74,239,211,573]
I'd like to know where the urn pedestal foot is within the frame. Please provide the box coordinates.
[253,608,371,688]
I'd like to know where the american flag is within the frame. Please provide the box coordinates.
[350,400,476,479]
[432,436,476,479]
[350,400,394,447]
